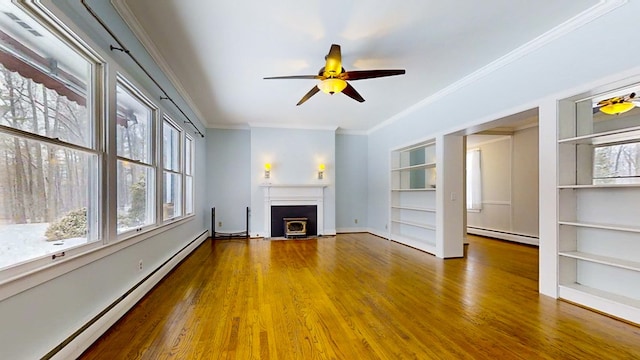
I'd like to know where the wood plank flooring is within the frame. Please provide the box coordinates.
[79,234,640,359]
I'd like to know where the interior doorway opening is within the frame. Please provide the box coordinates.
[455,108,540,281]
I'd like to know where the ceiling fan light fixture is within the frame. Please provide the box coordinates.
[599,101,635,115]
[317,78,347,94]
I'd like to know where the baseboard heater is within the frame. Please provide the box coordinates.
[43,230,209,360]
[467,226,539,246]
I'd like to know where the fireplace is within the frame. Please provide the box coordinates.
[270,205,317,238]
[284,217,307,238]
[261,184,326,238]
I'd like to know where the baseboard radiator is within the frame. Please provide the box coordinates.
[467,226,539,246]
[45,230,209,360]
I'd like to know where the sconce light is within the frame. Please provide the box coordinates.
[318,163,325,180]
[264,163,271,179]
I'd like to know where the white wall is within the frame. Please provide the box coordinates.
[467,127,539,244]
[512,126,539,237]
[250,127,336,236]
[367,1,640,236]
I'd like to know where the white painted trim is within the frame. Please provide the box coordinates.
[207,123,251,130]
[336,227,367,233]
[467,227,539,246]
[367,0,628,135]
[467,135,512,148]
[49,231,208,360]
[0,216,198,302]
[367,227,390,240]
[248,123,338,131]
[110,0,207,127]
[336,129,368,136]
[262,185,327,237]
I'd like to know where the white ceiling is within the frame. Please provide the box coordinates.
[115,0,599,133]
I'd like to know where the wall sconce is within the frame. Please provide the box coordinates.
[318,163,325,180]
[264,163,271,179]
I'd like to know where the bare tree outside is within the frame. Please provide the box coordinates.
[593,143,640,184]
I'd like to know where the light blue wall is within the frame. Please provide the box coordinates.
[336,134,368,231]
[250,127,336,236]
[0,1,209,358]
[206,128,251,233]
[367,1,640,235]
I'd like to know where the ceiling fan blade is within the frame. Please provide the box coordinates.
[323,44,342,77]
[296,86,320,106]
[341,69,406,80]
[342,83,365,103]
[264,75,323,80]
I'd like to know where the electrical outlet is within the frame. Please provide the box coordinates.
[138,260,143,271]
[354,219,358,224]
[218,221,222,227]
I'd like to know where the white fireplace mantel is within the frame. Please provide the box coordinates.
[261,184,328,238]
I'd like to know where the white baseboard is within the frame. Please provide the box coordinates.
[367,228,390,240]
[51,231,209,360]
[336,227,367,233]
[467,227,539,246]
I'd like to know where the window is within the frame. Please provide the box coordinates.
[184,135,194,215]
[162,118,182,220]
[593,142,640,185]
[0,3,100,270]
[115,78,156,234]
[466,149,482,211]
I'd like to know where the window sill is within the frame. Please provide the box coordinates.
[0,215,198,302]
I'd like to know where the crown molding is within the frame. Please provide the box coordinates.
[111,0,208,127]
[367,0,628,135]
[248,123,339,131]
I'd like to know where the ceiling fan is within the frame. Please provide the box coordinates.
[594,92,639,115]
[264,44,405,106]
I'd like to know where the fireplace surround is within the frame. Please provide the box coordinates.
[261,184,326,238]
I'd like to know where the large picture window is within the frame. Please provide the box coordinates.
[162,118,182,220]
[0,2,99,270]
[115,78,156,234]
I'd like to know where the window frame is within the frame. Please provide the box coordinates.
[0,0,106,281]
[161,115,183,222]
[184,134,195,216]
[114,75,158,237]
[592,140,640,185]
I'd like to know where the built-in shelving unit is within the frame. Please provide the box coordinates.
[557,88,640,325]
[390,140,437,254]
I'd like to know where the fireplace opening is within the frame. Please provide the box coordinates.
[284,217,307,238]
[270,205,317,238]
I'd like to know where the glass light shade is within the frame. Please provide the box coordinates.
[317,78,347,94]
[599,102,635,115]
[318,164,325,171]
[264,163,271,171]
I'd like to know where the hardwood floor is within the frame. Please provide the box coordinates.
[79,234,640,359]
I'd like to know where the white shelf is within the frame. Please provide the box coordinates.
[558,221,640,234]
[391,188,436,192]
[558,284,640,325]
[391,219,436,230]
[391,205,436,212]
[391,162,436,171]
[559,251,640,273]
[558,183,640,189]
[389,233,436,254]
[558,126,640,145]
